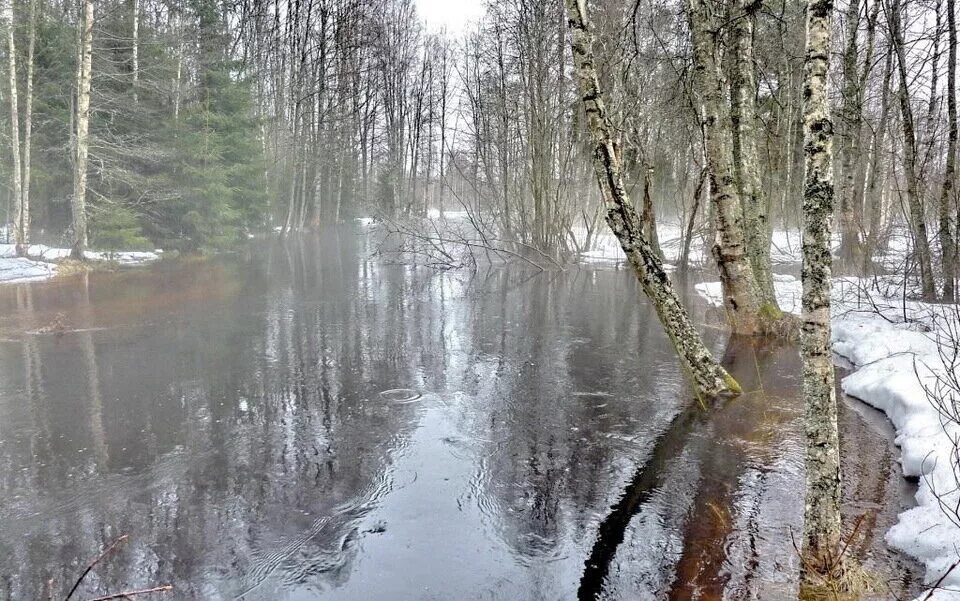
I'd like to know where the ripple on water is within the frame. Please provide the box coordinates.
[379,388,423,404]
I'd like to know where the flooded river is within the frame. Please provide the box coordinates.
[0,229,922,599]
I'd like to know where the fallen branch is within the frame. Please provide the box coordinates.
[65,535,129,601]
[85,584,174,601]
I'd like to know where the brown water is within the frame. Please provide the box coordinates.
[0,229,922,600]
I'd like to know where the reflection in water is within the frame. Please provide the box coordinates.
[0,230,921,600]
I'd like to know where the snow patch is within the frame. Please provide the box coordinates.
[0,244,161,285]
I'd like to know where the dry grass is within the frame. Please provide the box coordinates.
[52,258,119,277]
[799,561,882,600]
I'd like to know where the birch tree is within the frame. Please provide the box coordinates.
[940,0,957,302]
[132,0,139,102]
[5,0,24,256]
[800,0,844,583]
[688,0,780,335]
[837,0,864,268]
[21,0,36,256]
[888,0,937,300]
[564,0,740,399]
[71,0,93,259]
[729,0,777,306]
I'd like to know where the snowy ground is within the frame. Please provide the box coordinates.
[577,222,918,273]
[698,276,960,600]
[577,222,806,266]
[0,243,161,284]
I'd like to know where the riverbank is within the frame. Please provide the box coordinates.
[0,243,161,283]
[698,276,960,600]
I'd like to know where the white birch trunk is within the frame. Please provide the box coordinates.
[800,0,844,582]
[21,0,35,255]
[71,0,93,259]
[688,0,765,334]
[131,0,138,102]
[564,0,740,399]
[5,0,23,256]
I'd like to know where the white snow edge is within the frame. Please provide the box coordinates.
[697,277,960,600]
[0,243,161,284]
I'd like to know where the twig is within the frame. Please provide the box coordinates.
[65,535,130,601]
[924,559,960,600]
[85,585,173,601]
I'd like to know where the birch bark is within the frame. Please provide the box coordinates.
[5,0,23,256]
[801,0,844,580]
[729,0,778,308]
[564,0,740,399]
[688,0,766,334]
[889,0,937,299]
[71,0,93,259]
[21,0,35,255]
[941,0,957,301]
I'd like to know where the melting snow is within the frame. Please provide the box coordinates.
[0,244,161,284]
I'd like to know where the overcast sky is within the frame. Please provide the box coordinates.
[415,0,484,32]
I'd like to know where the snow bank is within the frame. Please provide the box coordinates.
[578,223,813,267]
[0,243,160,265]
[697,276,960,599]
[0,256,58,283]
[0,244,161,285]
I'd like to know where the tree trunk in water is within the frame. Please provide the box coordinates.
[729,0,778,308]
[800,0,844,583]
[71,0,93,260]
[564,0,740,399]
[688,0,766,334]
[941,0,957,302]
[5,0,23,257]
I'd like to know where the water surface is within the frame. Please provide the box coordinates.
[0,230,921,599]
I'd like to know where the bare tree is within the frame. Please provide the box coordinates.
[940,0,957,301]
[564,0,740,399]
[888,0,937,300]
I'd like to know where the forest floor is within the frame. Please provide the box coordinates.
[0,243,161,283]
[697,275,960,600]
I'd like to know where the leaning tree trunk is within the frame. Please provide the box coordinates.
[71,0,93,260]
[564,0,740,399]
[941,0,957,302]
[801,0,844,584]
[688,0,766,334]
[5,0,24,256]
